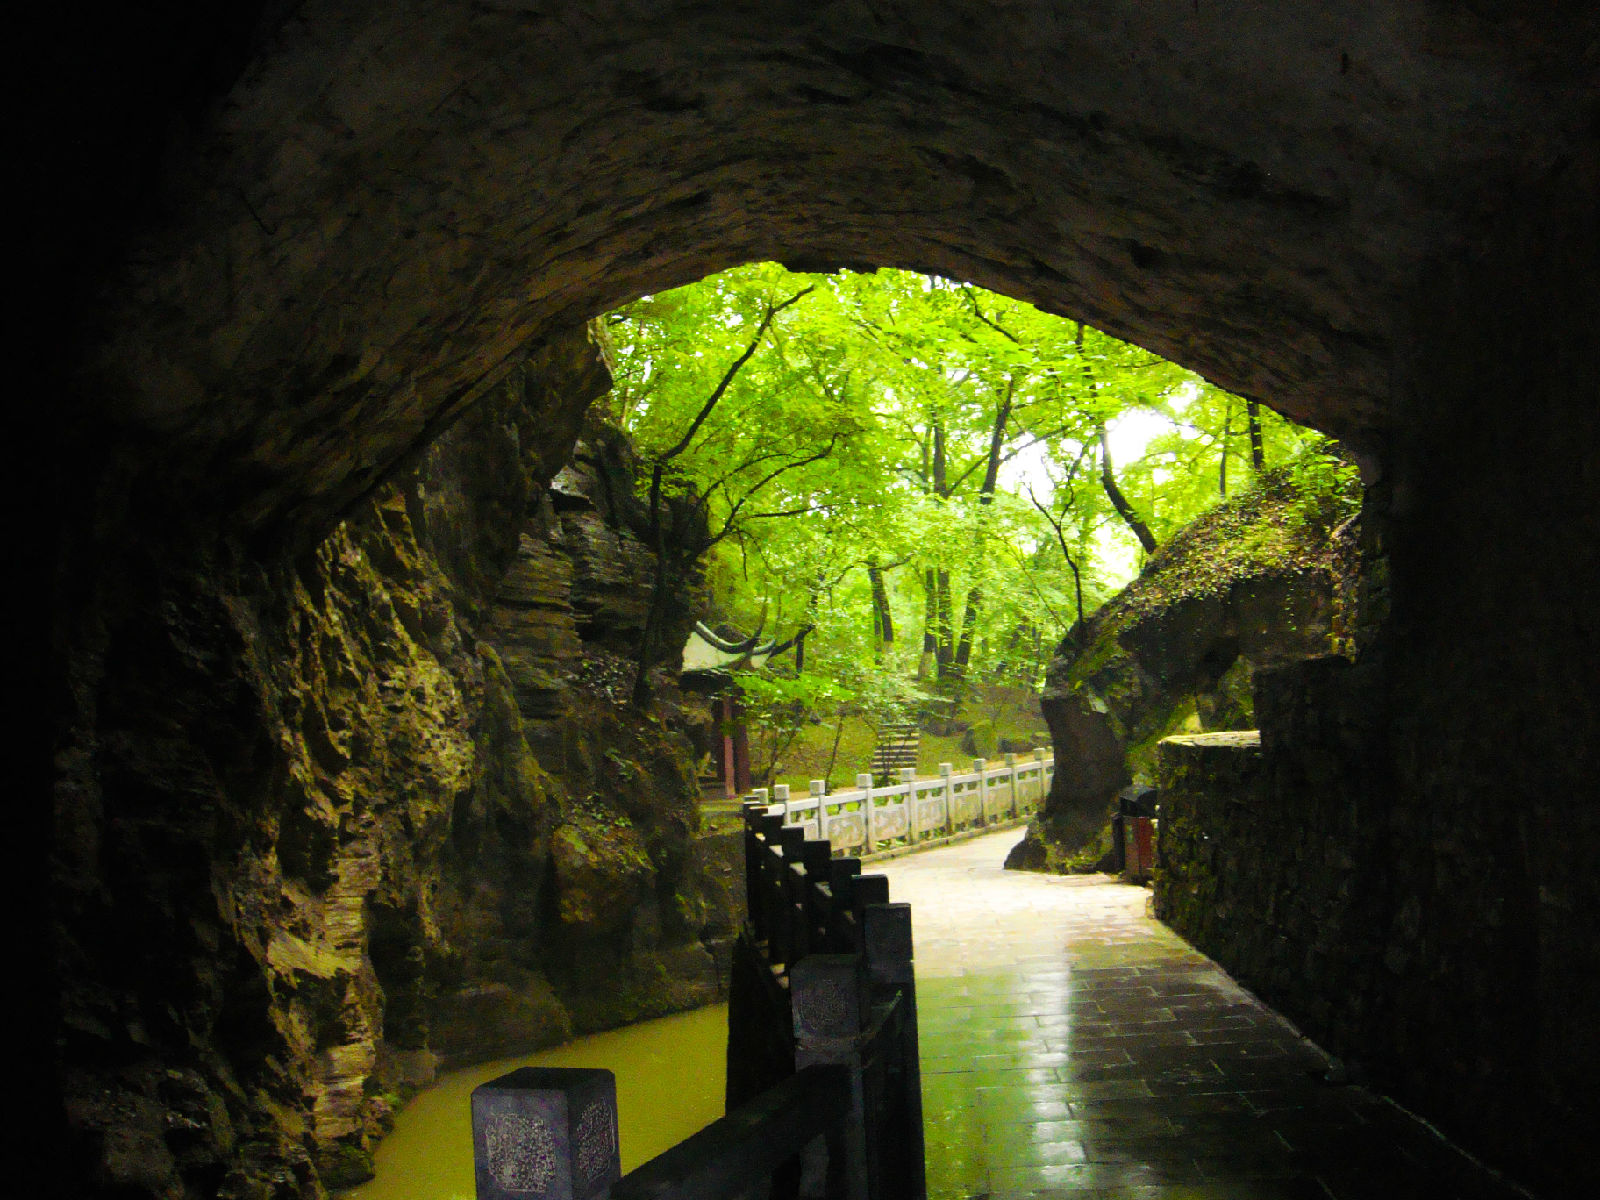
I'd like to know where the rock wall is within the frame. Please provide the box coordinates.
[1150,537,1396,1052]
[1150,152,1599,1195]
[1362,151,1598,1198]
[53,325,729,1197]
[1154,719,1389,1055]
[1010,471,1354,869]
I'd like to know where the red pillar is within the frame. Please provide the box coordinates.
[720,695,737,798]
[731,694,751,794]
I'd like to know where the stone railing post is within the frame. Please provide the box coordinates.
[1004,753,1019,818]
[900,767,919,842]
[1031,748,1046,811]
[471,1067,620,1200]
[811,779,827,839]
[773,783,790,824]
[973,758,988,824]
[939,763,955,835]
[857,773,875,853]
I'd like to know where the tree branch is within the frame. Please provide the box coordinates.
[1027,483,1088,643]
[1096,425,1159,554]
[946,455,988,495]
[996,421,1080,467]
[705,436,840,546]
[658,286,814,463]
[961,284,1023,343]
[742,503,841,521]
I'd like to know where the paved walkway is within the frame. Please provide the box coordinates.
[878,830,1531,1200]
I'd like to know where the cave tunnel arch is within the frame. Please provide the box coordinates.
[73,0,1592,544]
[33,3,1599,1198]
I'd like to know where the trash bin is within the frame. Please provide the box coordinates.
[1117,785,1159,881]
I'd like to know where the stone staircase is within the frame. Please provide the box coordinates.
[869,720,920,776]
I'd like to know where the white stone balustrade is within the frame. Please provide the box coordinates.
[740,747,1054,855]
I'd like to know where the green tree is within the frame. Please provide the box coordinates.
[608,262,1348,748]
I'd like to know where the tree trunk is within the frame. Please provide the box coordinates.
[919,409,955,680]
[1219,397,1232,499]
[1064,546,1086,645]
[630,463,672,708]
[1246,398,1265,471]
[1076,321,1157,555]
[952,377,1015,679]
[1027,485,1088,648]
[954,584,980,673]
[824,704,847,783]
[793,572,823,675]
[1096,426,1158,555]
[868,559,894,651]
[935,568,954,675]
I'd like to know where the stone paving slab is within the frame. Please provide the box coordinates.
[879,830,1533,1200]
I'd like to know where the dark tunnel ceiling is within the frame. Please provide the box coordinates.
[78,0,1598,536]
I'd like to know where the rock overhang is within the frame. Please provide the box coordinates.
[64,1,1599,544]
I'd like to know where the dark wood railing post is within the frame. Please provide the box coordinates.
[826,859,862,952]
[802,840,834,950]
[778,826,808,965]
[703,798,925,1200]
[760,813,789,962]
[862,904,925,1200]
[791,954,869,1200]
[743,802,768,940]
[851,875,890,948]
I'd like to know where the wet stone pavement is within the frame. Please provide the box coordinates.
[877,830,1532,1200]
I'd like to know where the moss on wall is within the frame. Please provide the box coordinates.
[51,325,733,1198]
[1010,469,1356,871]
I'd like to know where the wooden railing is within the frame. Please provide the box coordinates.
[611,1064,853,1200]
[743,749,1054,856]
[728,806,925,1200]
[471,806,929,1200]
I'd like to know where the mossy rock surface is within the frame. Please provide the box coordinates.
[551,814,655,935]
[318,1142,377,1190]
[1023,469,1358,871]
[1005,813,1117,874]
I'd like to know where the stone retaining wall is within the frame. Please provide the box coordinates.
[1152,644,1580,1192]
[1153,711,1389,1054]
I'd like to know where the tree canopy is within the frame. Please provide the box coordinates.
[605,262,1353,746]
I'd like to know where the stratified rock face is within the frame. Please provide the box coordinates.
[492,425,706,727]
[1009,472,1355,868]
[53,324,723,1197]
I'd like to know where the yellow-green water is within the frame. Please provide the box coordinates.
[341,1004,728,1200]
